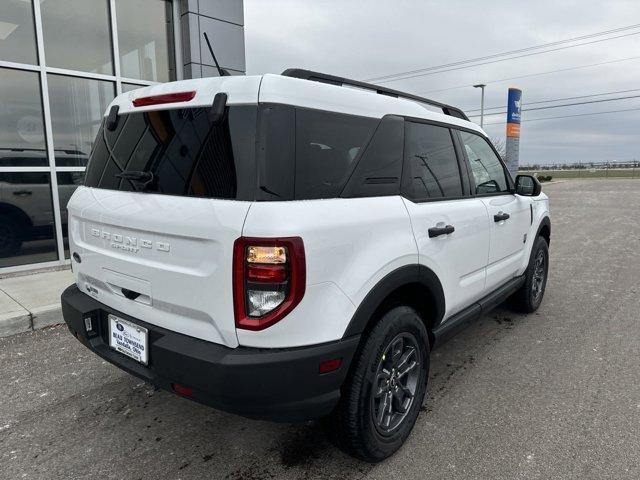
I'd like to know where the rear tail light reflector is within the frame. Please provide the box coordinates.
[171,383,194,398]
[319,358,343,374]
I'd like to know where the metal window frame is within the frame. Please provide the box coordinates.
[0,0,180,273]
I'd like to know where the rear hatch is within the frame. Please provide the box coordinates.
[67,77,261,347]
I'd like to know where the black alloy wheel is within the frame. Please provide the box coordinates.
[371,333,421,434]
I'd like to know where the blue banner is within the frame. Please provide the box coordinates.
[507,88,522,124]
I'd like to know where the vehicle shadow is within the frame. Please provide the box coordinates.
[28,306,528,480]
[120,306,525,479]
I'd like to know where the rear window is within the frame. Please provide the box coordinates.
[85,104,381,201]
[84,106,257,199]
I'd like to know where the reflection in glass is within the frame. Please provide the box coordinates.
[0,0,38,64]
[0,172,58,267]
[85,107,259,200]
[116,0,175,82]
[48,74,115,166]
[460,131,509,194]
[57,171,85,258]
[122,83,146,93]
[0,68,47,167]
[40,0,113,74]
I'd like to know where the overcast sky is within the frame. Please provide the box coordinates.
[244,0,640,165]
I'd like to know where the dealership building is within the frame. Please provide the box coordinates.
[0,0,245,272]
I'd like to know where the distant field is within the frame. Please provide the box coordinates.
[520,168,640,179]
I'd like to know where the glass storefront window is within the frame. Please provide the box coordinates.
[0,68,47,167]
[122,83,147,93]
[0,0,38,65]
[116,0,175,82]
[48,74,115,166]
[0,172,58,267]
[0,0,182,271]
[40,0,113,74]
[57,171,85,258]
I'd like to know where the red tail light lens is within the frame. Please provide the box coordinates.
[247,264,288,283]
[132,91,196,107]
[233,237,305,331]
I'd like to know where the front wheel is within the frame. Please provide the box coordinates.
[331,306,429,462]
[512,235,549,313]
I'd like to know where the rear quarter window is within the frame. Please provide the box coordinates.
[293,109,378,200]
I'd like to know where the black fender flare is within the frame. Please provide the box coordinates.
[535,215,551,244]
[342,264,445,338]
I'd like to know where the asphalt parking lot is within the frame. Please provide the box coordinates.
[2,178,639,480]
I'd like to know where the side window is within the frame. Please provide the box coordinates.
[341,115,404,198]
[294,109,377,199]
[459,131,509,194]
[402,122,462,200]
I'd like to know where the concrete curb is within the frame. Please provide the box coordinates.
[32,305,64,330]
[0,268,72,338]
[0,312,32,337]
[0,306,63,338]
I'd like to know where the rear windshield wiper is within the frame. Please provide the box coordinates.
[115,170,156,191]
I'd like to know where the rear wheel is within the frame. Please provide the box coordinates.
[0,214,24,257]
[512,235,549,313]
[331,306,429,462]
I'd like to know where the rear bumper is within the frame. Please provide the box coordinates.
[61,285,360,422]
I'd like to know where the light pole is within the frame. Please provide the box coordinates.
[473,84,486,127]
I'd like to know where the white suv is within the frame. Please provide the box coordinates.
[61,69,550,461]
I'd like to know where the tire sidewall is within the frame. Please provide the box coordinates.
[527,237,549,310]
[356,307,429,459]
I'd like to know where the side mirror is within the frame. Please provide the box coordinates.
[515,174,542,196]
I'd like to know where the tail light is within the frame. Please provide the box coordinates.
[233,237,305,331]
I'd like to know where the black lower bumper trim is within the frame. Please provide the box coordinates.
[61,285,360,422]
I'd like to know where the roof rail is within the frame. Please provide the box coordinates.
[281,68,469,121]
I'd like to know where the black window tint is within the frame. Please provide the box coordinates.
[403,122,462,200]
[256,105,295,200]
[342,115,404,198]
[459,131,509,194]
[84,106,257,199]
[294,109,377,199]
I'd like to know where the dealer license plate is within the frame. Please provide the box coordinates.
[108,314,148,365]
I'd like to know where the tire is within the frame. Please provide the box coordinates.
[0,214,24,257]
[512,235,549,313]
[331,306,430,462]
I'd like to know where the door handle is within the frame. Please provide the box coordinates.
[428,225,455,238]
[494,212,510,222]
[12,190,33,196]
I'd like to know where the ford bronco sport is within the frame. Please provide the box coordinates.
[61,69,550,461]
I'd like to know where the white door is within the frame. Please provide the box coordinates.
[458,130,530,291]
[402,121,490,319]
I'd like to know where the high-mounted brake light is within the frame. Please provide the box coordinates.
[233,237,305,331]
[132,91,196,107]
